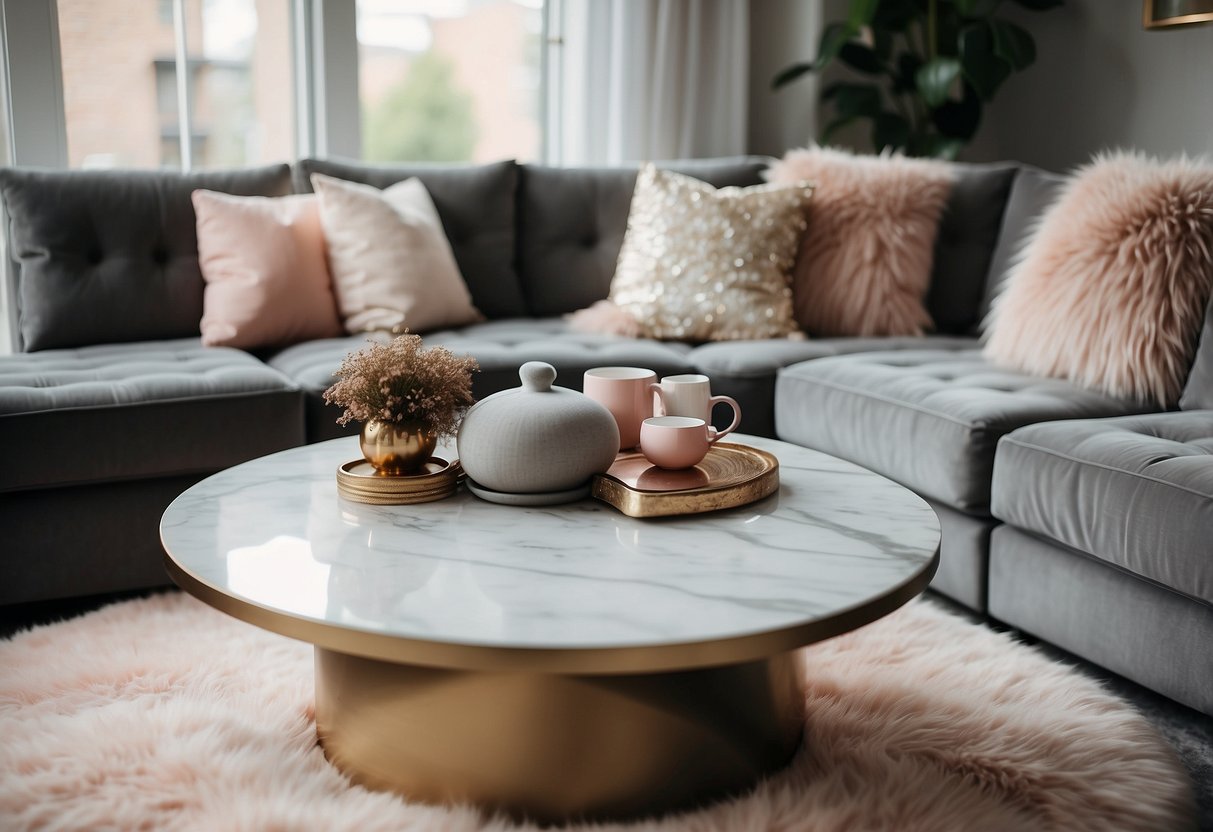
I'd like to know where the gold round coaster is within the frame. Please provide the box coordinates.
[337,485,457,506]
[336,457,462,504]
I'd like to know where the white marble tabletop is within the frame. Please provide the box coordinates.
[161,434,939,671]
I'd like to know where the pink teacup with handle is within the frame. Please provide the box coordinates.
[649,374,741,435]
[639,416,734,470]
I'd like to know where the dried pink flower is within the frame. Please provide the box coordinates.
[322,333,478,440]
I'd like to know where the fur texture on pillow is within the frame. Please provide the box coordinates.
[766,146,954,337]
[984,151,1213,407]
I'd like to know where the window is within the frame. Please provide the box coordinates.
[55,0,294,169]
[6,0,551,170]
[356,0,543,164]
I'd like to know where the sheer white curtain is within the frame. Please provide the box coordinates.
[552,0,750,166]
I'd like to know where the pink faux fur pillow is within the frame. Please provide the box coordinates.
[984,152,1213,407]
[766,147,954,337]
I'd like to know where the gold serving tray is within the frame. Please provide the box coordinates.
[337,457,463,505]
[592,442,779,518]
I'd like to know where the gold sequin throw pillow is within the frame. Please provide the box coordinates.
[605,165,813,342]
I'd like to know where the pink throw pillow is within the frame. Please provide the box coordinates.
[193,191,343,349]
[766,147,954,337]
[310,173,482,335]
[984,152,1213,407]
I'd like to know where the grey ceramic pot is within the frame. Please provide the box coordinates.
[457,362,620,495]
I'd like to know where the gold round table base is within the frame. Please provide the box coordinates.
[314,647,806,824]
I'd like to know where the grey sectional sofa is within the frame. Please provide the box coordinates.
[774,166,1213,714]
[1,156,1209,715]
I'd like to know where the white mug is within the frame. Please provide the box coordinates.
[649,374,741,436]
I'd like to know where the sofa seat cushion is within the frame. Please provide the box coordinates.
[689,335,978,381]
[268,320,696,441]
[992,412,1213,603]
[774,350,1149,514]
[0,339,303,492]
[688,336,978,438]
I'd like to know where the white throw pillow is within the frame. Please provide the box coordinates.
[310,172,482,334]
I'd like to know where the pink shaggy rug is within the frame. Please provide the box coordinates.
[0,594,1195,832]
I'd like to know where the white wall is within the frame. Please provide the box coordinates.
[977,0,1213,171]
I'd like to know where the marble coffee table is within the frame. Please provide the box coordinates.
[160,434,939,823]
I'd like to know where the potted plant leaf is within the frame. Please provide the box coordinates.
[773,0,1063,159]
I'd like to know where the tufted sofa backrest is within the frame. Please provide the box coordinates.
[1,156,1032,353]
[293,158,524,320]
[516,157,1020,330]
[0,165,293,352]
[515,158,770,318]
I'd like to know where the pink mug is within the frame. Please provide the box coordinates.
[639,416,733,470]
[583,367,657,450]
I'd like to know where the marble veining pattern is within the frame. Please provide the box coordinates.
[161,435,939,649]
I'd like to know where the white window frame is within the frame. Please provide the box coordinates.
[0,0,67,168]
[0,0,555,169]
[0,0,367,170]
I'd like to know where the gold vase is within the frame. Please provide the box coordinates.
[360,419,437,475]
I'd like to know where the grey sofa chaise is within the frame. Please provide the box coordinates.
[1,156,1209,716]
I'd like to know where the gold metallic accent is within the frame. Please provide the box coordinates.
[161,552,938,675]
[314,646,806,823]
[336,488,455,506]
[1143,0,1213,28]
[336,456,461,505]
[593,442,779,518]
[359,419,437,475]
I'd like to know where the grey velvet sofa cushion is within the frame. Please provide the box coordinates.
[0,338,303,492]
[0,474,201,605]
[516,157,769,317]
[977,165,1067,325]
[689,335,979,380]
[1181,294,1213,411]
[989,525,1213,716]
[0,164,293,352]
[268,319,696,442]
[293,158,524,319]
[773,350,1148,514]
[991,412,1213,602]
[924,162,1018,335]
[925,499,999,612]
[689,335,978,438]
